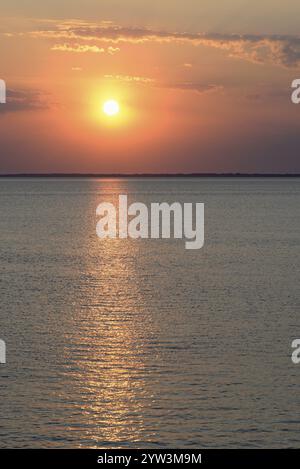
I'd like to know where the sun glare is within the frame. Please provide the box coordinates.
[103,99,120,117]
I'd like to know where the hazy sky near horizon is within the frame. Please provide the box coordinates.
[1,0,300,173]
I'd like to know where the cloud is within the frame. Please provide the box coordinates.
[246,88,290,101]
[162,83,222,94]
[27,21,300,68]
[107,46,120,55]
[0,88,49,114]
[102,74,220,94]
[104,74,155,84]
[51,43,120,54]
[51,43,105,53]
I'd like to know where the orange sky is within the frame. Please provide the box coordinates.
[1,1,300,173]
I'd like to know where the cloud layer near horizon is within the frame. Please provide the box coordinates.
[0,89,49,114]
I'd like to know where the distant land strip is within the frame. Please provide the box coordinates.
[0,173,300,178]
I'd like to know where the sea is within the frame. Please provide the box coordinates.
[0,177,299,448]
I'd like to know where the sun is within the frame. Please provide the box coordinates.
[103,99,120,117]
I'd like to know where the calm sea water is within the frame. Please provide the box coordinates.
[0,177,299,448]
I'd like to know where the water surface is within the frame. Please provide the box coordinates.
[0,177,299,448]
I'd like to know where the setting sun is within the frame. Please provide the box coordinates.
[103,99,120,117]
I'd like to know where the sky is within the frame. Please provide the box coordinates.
[0,0,300,173]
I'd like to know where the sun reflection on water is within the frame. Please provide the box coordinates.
[60,180,157,447]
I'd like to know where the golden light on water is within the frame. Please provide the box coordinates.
[58,180,158,446]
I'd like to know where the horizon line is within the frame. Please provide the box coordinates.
[0,173,300,178]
